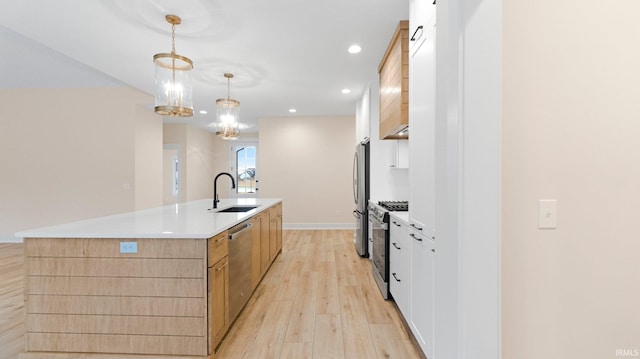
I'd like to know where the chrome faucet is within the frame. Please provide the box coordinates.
[213,172,236,209]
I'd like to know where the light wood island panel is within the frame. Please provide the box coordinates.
[20,201,283,359]
[23,237,209,357]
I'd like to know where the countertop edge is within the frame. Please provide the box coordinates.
[16,198,282,240]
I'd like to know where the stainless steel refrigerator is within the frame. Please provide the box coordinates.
[353,138,370,257]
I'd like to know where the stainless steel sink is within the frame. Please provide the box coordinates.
[216,205,258,213]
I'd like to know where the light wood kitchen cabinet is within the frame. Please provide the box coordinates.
[268,203,283,261]
[208,231,229,353]
[260,210,271,276]
[209,231,228,267]
[275,215,282,254]
[379,20,409,140]
[409,227,435,359]
[251,214,262,289]
[253,202,284,285]
[208,256,229,353]
[21,200,283,359]
[269,208,278,262]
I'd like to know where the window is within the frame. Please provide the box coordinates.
[234,145,257,194]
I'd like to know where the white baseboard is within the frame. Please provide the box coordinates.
[283,223,356,230]
[0,235,22,243]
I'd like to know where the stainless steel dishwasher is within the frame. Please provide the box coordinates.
[227,220,253,324]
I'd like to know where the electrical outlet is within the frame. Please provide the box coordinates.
[120,242,138,254]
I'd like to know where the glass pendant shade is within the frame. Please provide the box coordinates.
[215,73,240,140]
[153,15,193,117]
[216,98,240,140]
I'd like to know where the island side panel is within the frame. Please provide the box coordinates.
[23,237,208,356]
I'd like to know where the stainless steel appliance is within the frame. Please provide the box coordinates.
[227,220,253,323]
[369,200,408,299]
[353,138,370,257]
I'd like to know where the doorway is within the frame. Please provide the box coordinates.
[230,142,258,197]
[163,144,181,205]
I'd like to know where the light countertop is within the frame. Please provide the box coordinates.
[389,211,409,223]
[15,198,281,239]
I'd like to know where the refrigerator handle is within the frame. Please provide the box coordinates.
[353,151,359,205]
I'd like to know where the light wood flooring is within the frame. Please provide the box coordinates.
[1,243,24,359]
[0,230,423,359]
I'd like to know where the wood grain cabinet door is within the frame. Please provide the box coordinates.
[269,216,277,261]
[275,215,282,254]
[251,215,262,289]
[260,213,270,275]
[209,257,229,353]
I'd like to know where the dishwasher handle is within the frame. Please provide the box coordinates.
[228,222,253,240]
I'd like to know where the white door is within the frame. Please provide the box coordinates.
[229,142,258,197]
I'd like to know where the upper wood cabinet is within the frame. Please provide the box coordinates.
[379,20,409,140]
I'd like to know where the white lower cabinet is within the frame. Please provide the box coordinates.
[389,214,410,316]
[409,227,435,358]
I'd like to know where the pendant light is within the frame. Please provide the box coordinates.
[153,15,193,117]
[216,73,240,140]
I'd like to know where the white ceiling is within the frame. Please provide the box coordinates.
[0,0,408,134]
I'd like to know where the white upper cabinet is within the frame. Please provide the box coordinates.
[408,11,436,240]
[409,0,436,54]
[388,140,409,169]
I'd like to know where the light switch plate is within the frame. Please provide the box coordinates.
[120,242,138,254]
[538,199,557,229]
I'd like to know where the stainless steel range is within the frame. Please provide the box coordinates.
[368,200,408,299]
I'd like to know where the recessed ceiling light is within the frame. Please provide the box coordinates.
[289,108,297,113]
[348,44,362,54]
[199,110,207,114]
[341,88,351,94]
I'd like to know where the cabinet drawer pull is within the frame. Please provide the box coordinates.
[409,233,422,241]
[392,242,401,250]
[410,25,423,42]
[431,248,435,253]
[392,221,401,227]
[410,223,423,231]
[215,237,225,244]
[216,266,224,272]
[392,273,401,282]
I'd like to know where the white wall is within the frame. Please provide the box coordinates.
[258,116,355,228]
[502,1,640,358]
[0,87,160,242]
[134,104,163,210]
[359,80,410,202]
[163,124,231,203]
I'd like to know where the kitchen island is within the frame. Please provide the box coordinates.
[16,198,283,359]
